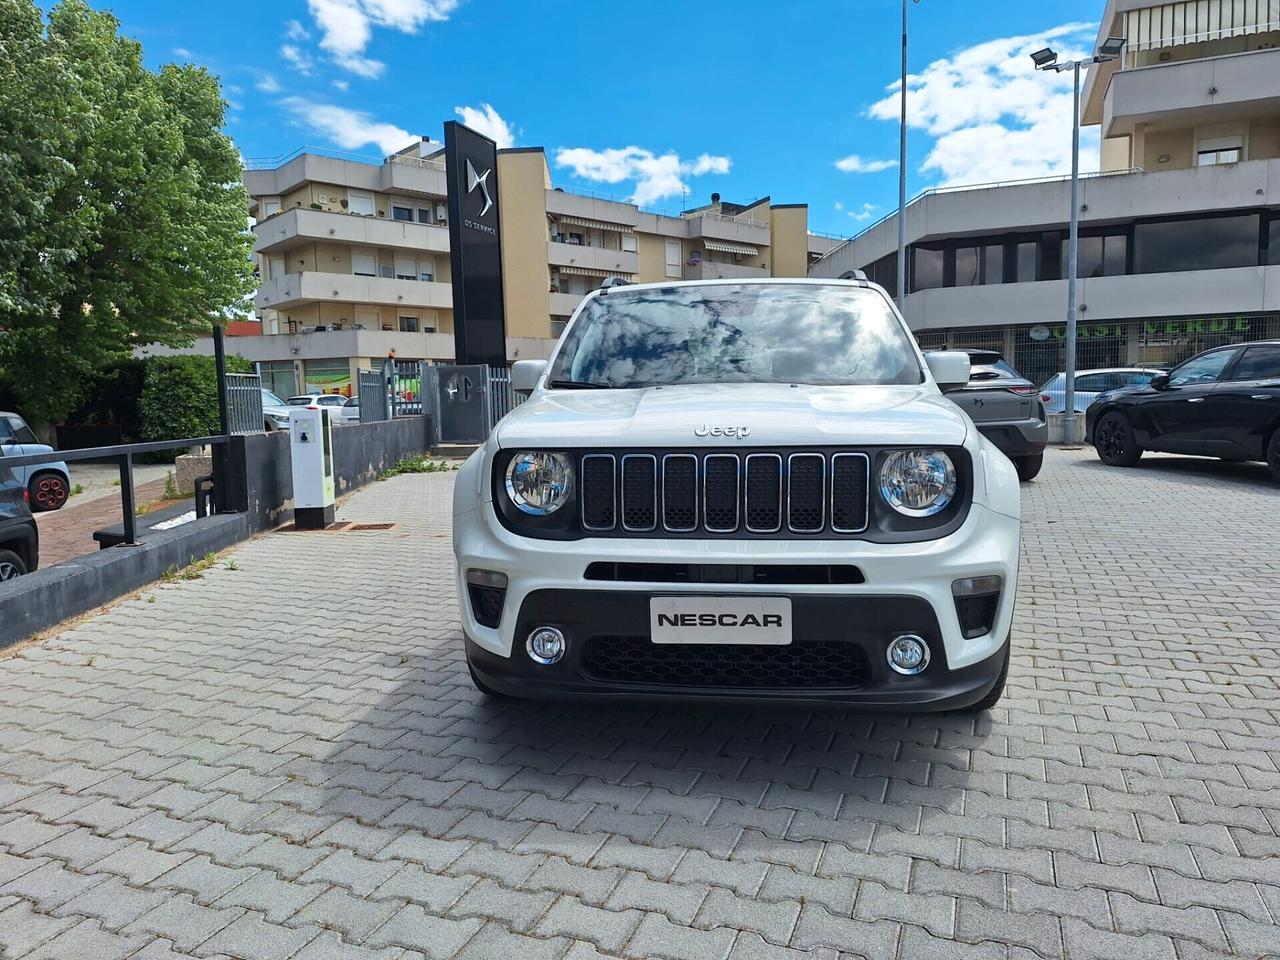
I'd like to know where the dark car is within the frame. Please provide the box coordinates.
[0,463,39,581]
[939,350,1048,481]
[1086,339,1280,480]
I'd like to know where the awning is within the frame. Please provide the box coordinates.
[702,239,760,256]
[555,214,636,233]
[557,265,637,279]
[1124,0,1280,51]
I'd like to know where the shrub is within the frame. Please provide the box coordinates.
[138,354,251,458]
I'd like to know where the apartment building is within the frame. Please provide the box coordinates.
[235,140,819,398]
[811,0,1280,388]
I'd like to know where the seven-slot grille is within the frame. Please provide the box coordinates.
[579,451,869,536]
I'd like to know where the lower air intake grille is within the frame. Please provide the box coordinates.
[580,636,871,689]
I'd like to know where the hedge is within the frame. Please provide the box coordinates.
[138,354,251,457]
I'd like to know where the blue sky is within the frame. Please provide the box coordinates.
[92,0,1101,235]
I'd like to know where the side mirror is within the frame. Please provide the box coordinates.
[1150,373,1170,390]
[511,359,547,394]
[925,351,971,392]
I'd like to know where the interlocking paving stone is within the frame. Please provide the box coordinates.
[0,451,1277,960]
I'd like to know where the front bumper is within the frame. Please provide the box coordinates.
[455,494,1018,689]
[466,590,1009,709]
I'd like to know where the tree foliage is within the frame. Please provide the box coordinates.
[138,354,250,454]
[0,0,254,425]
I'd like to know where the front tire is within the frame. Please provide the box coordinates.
[1014,453,1043,482]
[29,471,70,511]
[0,549,27,581]
[963,641,1010,712]
[1095,412,1142,467]
[1267,429,1280,483]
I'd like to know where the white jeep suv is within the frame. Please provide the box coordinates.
[453,278,1020,711]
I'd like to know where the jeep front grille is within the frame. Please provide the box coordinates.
[578,451,869,537]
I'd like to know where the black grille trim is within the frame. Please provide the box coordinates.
[831,453,871,534]
[744,453,783,533]
[580,454,617,531]
[661,453,699,533]
[621,454,657,532]
[581,636,872,689]
[703,454,740,533]
[787,453,826,534]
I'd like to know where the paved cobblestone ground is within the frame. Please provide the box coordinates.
[1,448,1278,960]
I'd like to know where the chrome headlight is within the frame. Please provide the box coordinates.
[879,449,957,517]
[504,451,573,515]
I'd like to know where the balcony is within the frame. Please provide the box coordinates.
[1103,47,1280,138]
[549,292,585,316]
[253,208,450,256]
[256,272,452,311]
[546,241,639,276]
[684,261,769,281]
[685,212,771,249]
[243,151,448,200]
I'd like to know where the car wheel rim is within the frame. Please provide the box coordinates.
[0,562,18,581]
[1099,418,1126,461]
[35,476,67,508]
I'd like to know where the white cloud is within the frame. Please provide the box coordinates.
[282,98,413,155]
[303,0,460,76]
[866,21,1100,185]
[834,155,897,174]
[833,200,844,211]
[256,73,281,93]
[454,103,514,149]
[849,203,877,222]
[553,146,731,206]
[285,19,311,40]
[173,47,192,59]
[332,79,350,91]
[280,44,315,76]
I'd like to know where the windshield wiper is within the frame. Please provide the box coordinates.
[546,379,612,390]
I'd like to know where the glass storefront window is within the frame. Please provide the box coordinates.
[303,359,353,397]
[1134,215,1260,273]
[1015,242,1037,282]
[954,247,979,287]
[258,361,296,399]
[982,245,1004,285]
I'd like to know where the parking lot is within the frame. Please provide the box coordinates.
[0,447,1277,960]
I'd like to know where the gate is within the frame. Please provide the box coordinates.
[357,371,388,422]
[225,373,264,434]
[428,364,491,443]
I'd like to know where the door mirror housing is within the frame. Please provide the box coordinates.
[511,359,547,394]
[1150,373,1170,390]
[925,351,972,392]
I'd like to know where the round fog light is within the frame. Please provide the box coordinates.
[887,634,930,675]
[526,626,565,665]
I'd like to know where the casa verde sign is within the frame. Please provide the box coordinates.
[1030,315,1271,343]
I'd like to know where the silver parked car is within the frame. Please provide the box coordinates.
[261,389,293,431]
[936,350,1047,481]
[287,394,352,420]
[1040,368,1163,414]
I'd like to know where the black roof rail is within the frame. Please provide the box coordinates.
[599,276,633,293]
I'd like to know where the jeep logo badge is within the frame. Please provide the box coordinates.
[695,424,751,438]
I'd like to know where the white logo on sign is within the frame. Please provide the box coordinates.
[465,158,493,217]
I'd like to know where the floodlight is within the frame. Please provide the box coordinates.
[1098,36,1126,58]
[1030,47,1058,68]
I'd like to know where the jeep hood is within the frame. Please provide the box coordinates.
[495,383,969,448]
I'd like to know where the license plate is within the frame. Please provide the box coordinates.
[649,596,792,645]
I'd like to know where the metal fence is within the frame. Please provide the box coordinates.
[487,366,517,428]
[358,371,388,422]
[390,360,425,418]
[225,374,264,435]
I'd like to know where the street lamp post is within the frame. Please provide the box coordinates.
[1031,37,1126,445]
[896,0,920,310]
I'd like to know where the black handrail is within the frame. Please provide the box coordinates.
[0,436,230,546]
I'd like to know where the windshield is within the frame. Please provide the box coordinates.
[262,390,286,407]
[547,283,922,388]
[286,397,313,405]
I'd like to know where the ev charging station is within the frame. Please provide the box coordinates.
[289,407,336,529]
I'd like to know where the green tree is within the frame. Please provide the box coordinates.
[0,0,253,427]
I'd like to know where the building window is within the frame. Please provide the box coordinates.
[665,241,682,278]
[259,361,297,399]
[911,245,944,292]
[392,205,413,222]
[394,254,417,280]
[399,317,419,332]
[261,197,281,218]
[954,246,980,286]
[1198,147,1241,166]
[352,250,377,277]
[268,255,286,280]
[347,190,375,216]
[1038,233,1063,281]
[1268,218,1280,266]
[417,207,432,223]
[981,245,1004,285]
[1015,242,1037,282]
[303,359,351,397]
[1134,215,1260,273]
[621,234,638,253]
[1072,233,1128,278]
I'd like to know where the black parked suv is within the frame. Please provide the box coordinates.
[1087,339,1280,481]
[939,350,1048,481]
[0,463,39,581]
